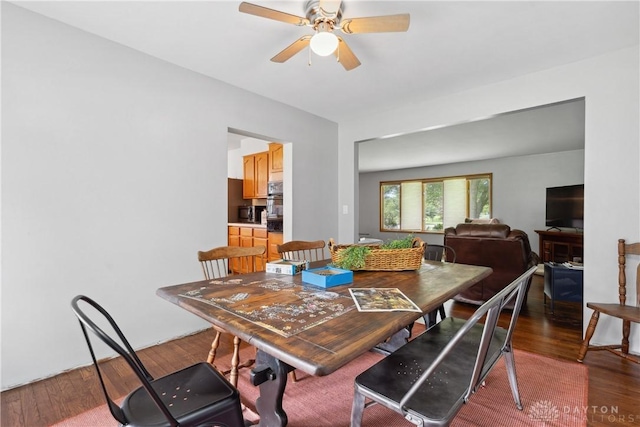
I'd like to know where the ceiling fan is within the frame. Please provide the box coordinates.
[239,1,410,71]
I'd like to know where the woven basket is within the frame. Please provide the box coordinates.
[328,238,425,271]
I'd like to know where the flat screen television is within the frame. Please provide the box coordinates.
[545,184,584,229]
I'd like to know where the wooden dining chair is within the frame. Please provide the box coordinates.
[276,239,327,262]
[577,239,640,364]
[198,245,266,387]
[351,266,537,427]
[423,244,457,328]
[276,239,327,382]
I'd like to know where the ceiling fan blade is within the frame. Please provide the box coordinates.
[271,36,312,63]
[334,37,361,71]
[239,2,310,26]
[340,14,410,34]
[318,0,342,19]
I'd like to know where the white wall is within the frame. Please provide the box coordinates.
[359,150,585,248]
[1,4,339,389]
[339,47,639,353]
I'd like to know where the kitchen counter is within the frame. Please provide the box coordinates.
[228,222,267,228]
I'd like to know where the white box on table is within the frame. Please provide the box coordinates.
[265,259,310,275]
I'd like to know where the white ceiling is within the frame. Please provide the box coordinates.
[358,98,585,172]
[11,1,638,170]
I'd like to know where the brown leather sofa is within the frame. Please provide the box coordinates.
[444,223,539,305]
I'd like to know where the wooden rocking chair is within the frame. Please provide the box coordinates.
[276,240,327,263]
[198,245,266,386]
[276,239,327,382]
[577,239,640,364]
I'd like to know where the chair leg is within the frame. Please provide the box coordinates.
[438,304,446,320]
[350,387,366,427]
[207,329,222,365]
[209,329,256,388]
[289,371,297,382]
[577,310,600,362]
[229,335,241,388]
[622,320,631,355]
[502,347,523,410]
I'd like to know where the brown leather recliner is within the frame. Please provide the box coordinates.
[444,223,539,305]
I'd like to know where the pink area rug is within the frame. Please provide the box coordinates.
[52,349,588,427]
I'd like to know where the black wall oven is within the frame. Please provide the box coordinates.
[266,181,283,232]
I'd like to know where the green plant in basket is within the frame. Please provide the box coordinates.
[332,235,416,270]
[381,234,415,249]
[333,245,371,270]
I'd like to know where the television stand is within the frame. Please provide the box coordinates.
[535,230,584,263]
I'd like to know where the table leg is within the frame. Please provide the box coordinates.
[372,327,410,355]
[251,350,292,427]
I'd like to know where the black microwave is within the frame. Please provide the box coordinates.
[238,206,265,223]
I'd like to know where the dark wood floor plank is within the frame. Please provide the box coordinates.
[61,367,103,414]
[41,375,68,424]
[1,392,24,427]
[30,375,59,427]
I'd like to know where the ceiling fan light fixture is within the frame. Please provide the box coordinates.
[310,23,338,56]
[239,1,409,70]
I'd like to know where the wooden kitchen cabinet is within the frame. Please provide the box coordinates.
[242,156,256,199]
[228,226,240,247]
[243,151,269,199]
[268,143,283,182]
[255,152,268,198]
[253,228,268,246]
[227,226,241,272]
[254,228,268,270]
[268,232,284,261]
[240,227,253,248]
[227,225,268,273]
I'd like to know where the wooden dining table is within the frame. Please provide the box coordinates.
[156,261,492,427]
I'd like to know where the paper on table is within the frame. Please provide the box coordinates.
[349,288,422,312]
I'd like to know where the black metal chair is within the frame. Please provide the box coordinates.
[71,295,245,427]
[424,244,456,263]
[423,244,457,328]
[351,266,537,427]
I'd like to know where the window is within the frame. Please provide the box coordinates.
[380,174,492,233]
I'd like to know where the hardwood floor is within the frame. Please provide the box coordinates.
[2,275,639,426]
